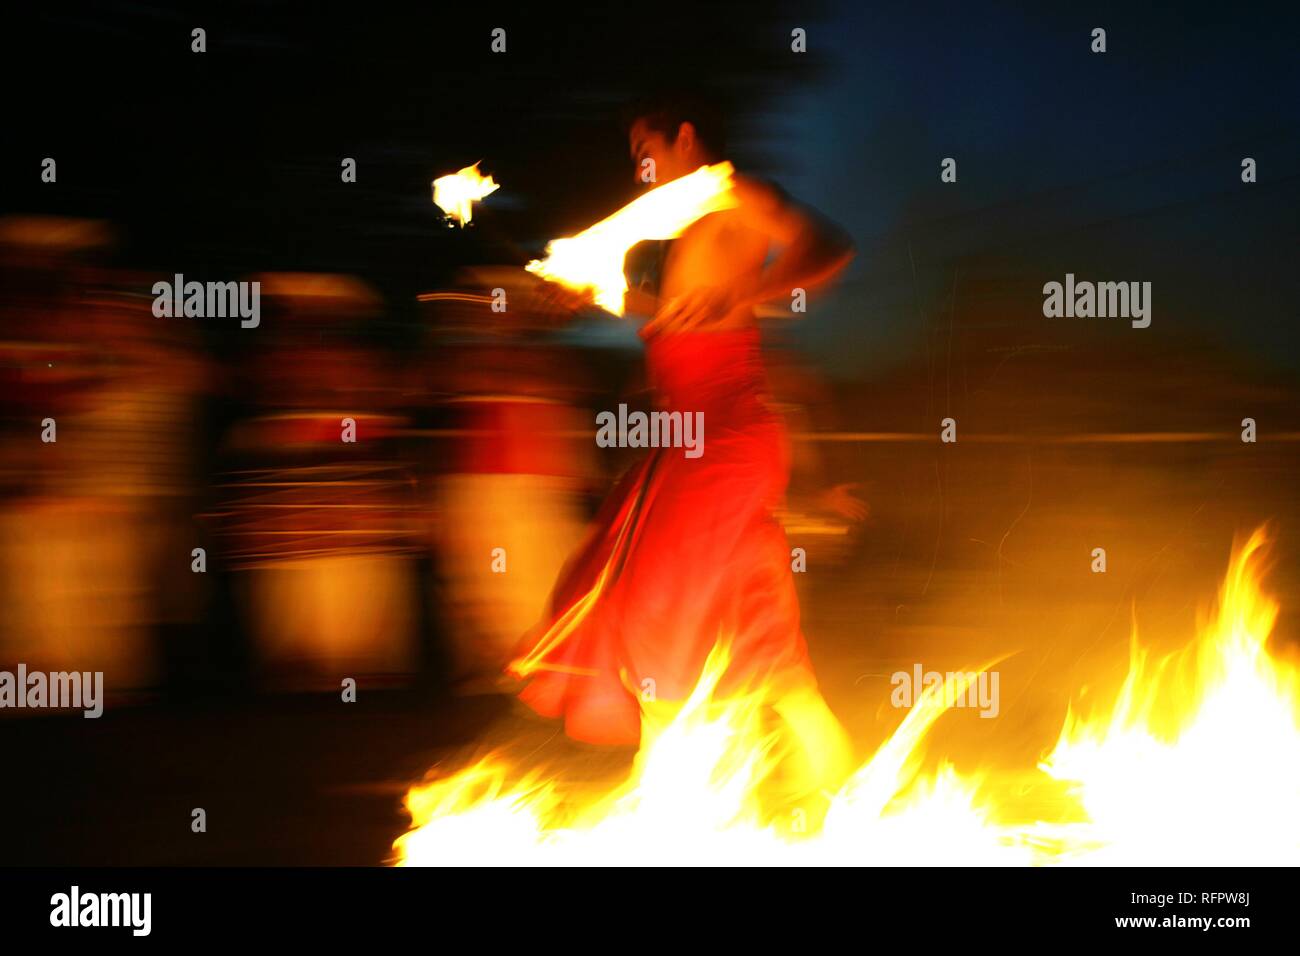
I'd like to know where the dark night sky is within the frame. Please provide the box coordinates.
[3,0,1297,374]
[768,2,1299,374]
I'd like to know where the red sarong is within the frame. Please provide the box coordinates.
[510,328,816,745]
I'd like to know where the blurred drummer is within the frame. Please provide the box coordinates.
[416,268,596,693]
[213,274,421,690]
[0,218,212,697]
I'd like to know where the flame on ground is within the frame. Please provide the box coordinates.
[394,526,1299,865]
[1032,526,1299,864]
[524,163,738,315]
[432,163,500,225]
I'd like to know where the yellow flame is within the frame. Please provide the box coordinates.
[394,525,1300,865]
[525,163,738,315]
[395,645,1028,865]
[1033,526,1299,864]
[432,163,500,225]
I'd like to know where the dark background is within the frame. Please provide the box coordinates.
[3,1,1297,368]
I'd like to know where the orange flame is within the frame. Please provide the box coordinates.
[394,526,1300,865]
[525,163,738,315]
[1031,525,1299,863]
[432,163,500,225]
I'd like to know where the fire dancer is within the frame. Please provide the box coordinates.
[511,92,856,796]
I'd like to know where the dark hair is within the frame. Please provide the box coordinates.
[622,90,727,158]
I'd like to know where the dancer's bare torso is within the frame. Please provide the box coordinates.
[658,199,769,332]
[624,170,827,338]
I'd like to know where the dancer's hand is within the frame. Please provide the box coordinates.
[641,285,742,339]
[820,482,870,522]
[535,280,596,319]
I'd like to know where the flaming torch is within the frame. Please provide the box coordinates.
[432,162,500,226]
[525,162,738,315]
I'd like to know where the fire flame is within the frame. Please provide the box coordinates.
[394,526,1299,865]
[433,163,500,225]
[1032,526,1300,863]
[524,163,738,315]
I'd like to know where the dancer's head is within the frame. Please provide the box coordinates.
[625,90,727,185]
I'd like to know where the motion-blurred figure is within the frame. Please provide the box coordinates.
[510,94,856,801]
[0,218,211,696]
[211,274,420,689]
[415,268,594,693]
[764,340,871,567]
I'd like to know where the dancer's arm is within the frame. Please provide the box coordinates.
[646,177,854,334]
[731,176,855,311]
